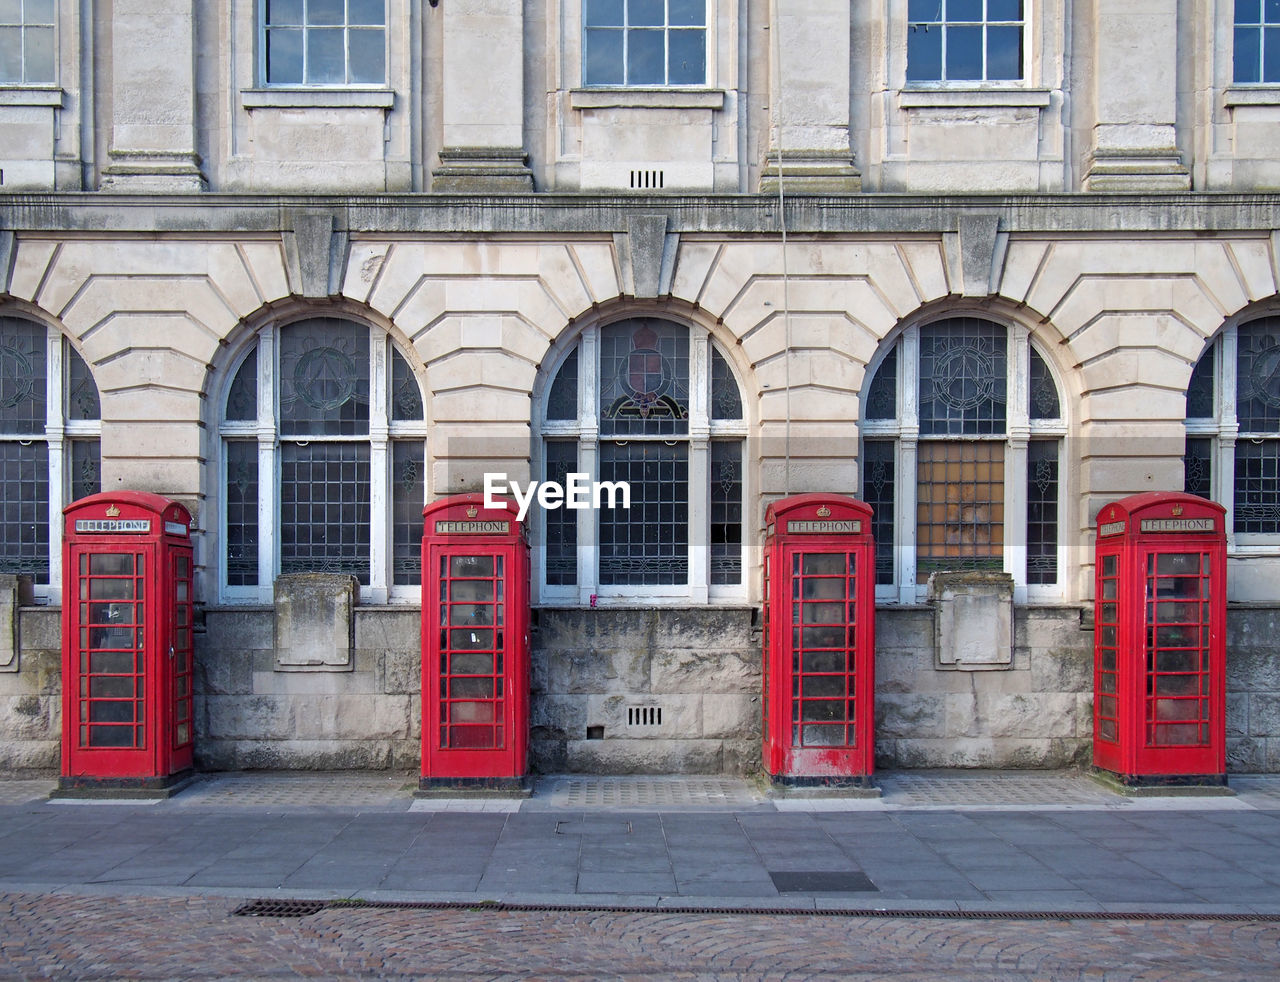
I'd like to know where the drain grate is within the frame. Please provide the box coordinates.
[231,899,329,918]
[769,871,878,893]
[230,897,1280,922]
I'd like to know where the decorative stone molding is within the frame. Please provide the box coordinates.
[760,150,862,194]
[1084,147,1191,193]
[273,574,358,672]
[929,571,1015,671]
[431,147,535,193]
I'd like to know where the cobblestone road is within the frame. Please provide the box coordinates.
[2,891,1277,980]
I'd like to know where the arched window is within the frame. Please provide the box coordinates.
[538,317,747,602]
[860,317,1065,602]
[218,316,426,602]
[0,315,101,598]
[1184,316,1280,542]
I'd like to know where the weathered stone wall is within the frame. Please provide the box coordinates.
[4,602,1280,775]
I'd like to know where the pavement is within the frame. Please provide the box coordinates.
[1,769,1279,916]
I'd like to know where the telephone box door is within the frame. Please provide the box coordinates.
[421,495,529,787]
[1093,492,1227,785]
[763,494,876,784]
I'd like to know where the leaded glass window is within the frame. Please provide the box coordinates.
[1185,318,1280,538]
[0,316,101,593]
[861,318,1063,597]
[907,0,1024,83]
[263,0,386,86]
[219,318,426,600]
[584,0,707,87]
[539,319,747,599]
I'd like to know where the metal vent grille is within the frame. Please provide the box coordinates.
[232,899,328,918]
[630,169,664,189]
[627,706,662,726]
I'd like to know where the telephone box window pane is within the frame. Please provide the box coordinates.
[1186,348,1214,419]
[225,441,259,587]
[710,440,743,585]
[1183,437,1212,499]
[1235,441,1280,533]
[546,347,579,421]
[1027,441,1059,585]
[916,440,1004,581]
[0,317,47,434]
[862,440,896,584]
[599,320,689,437]
[0,441,48,583]
[280,442,371,583]
[280,319,370,436]
[710,347,743,420]
[392,441,424,586]
[66,345,100,421]
[70,439,101,504]
[390,348,423,421]
[545,441,579,586]
[918,320,1007,435]
[599,441,688,585]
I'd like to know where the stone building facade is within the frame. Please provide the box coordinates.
[4,1,1280,774]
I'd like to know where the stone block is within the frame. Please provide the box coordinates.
[203,609,274,650]
[273,574,357,671]
[651,607,753,649]
[1227,737,1266,772]
[982,693,1077,739]
[650,647,759,695]
[1249,693,1280,737]
[930,571,1015,670]
[873,607,934,648]
[701,694,759,740]
[383,649,421,695]
[1227,693,1250,738]
[1029,647,1094,693]
[584,693,701,739]
[875,693,946,738]
[873,648,921,694]
[16,607,60,652]
[193,647,255,696]
[205,694,296,741]
[1226,645,1280,691]
[354,609,420,649]
[290,694,412,742]
[532,694,587,741]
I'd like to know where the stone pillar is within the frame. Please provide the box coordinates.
[101,0,204,191]
[1084,0,1189,191]
[760,0,861,193]
[432,0,534,191]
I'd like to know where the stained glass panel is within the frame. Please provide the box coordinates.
[1027,440,1058,585]
[70,439,100,504]
[546,346,578,421]
[0,440,48,582]
[1236,320,1280,432]
[598,441,687,585]
[545,441,578,586]
[392,440,424,586]
[279,319,369,436]
[1029,346,1060,420]
[280,442,371,583]
[390,347,424,422]
[1184,436,1212,500]
[710,440,743,585]
[862,440,895,585]
[599,320,689,437]
[710,346,743,421]
[1235,440,1280,534]
[66,345,100,421]
[225,349,258,422]
[918,319,1007,435]
[225,441,259,587]
[1186,348,1214,419]
[0,317,46,435]
[866,347,897,419]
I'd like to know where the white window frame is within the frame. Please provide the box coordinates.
[216,320,427,605]
[860,319,1067,605]
[534,321,748,605]
[904,0,1028,86]
[259,0,388,88]
[579,0,712,89]
[0,318,101,604]
[1185,320,1280,556]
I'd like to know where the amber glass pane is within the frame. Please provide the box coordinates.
[915,441,1004,582]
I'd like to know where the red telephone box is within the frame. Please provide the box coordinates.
[421,494,530,791]
[58,491,195,795]
[1093,491,1227,787]
[763,494,876,786]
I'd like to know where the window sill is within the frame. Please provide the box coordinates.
[899,87,1052,109]
[1224,86,1280,107]
[569,87,725,111]
[240,87,395,110]
[0,86,64,107]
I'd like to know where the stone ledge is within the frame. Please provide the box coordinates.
[899,87,1053,109]
[569,88,725,110]
[240,88,395,109]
